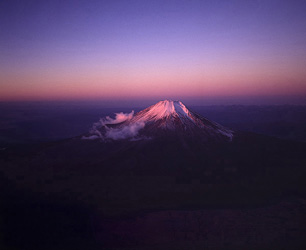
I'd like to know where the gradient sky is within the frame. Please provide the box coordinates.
[1,0,306,104]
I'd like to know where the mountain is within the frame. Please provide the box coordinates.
[1,100,306,249]
[85,100,233,142]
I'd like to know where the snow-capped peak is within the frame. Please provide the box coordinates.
[136,100,192,121]
[84,100,234,141]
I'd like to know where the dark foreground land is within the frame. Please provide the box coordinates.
[1,132,306,249]
[0,103,306,249]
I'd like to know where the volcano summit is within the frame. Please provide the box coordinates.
[85,100,233,141]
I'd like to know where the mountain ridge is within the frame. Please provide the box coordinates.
[85,100,233,141]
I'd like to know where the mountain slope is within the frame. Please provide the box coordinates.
[86,100,233,141]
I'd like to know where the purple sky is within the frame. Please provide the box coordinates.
[1,0,306,104]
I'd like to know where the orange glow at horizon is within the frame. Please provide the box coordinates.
[1,0,306,103]
[1,78,306,102]
[1,57,306,101]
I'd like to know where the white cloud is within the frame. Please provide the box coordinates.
[82,110,146,141]
[105,121,145,140]
[102,111,134,125]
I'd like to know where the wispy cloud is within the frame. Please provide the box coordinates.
[83,110,146,141]
[102,111,134,125]
[105,121,145,140]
